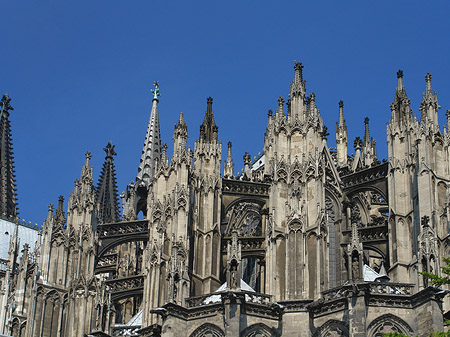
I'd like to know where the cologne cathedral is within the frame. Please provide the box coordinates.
[0,63,449,337]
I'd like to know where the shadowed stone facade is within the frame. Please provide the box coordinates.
[0,64,449,336]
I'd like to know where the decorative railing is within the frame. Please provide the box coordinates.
[98,220,148,238]
[97,253,118,268]
[222,179,270,196]
[369,282,414,295]
[185,290,271,308]
[112,325,141,336]
[321,282,415,302]
[0,213,39,229]
[0,259,8,273]
[105,275,144,294]
[222,236,265,253]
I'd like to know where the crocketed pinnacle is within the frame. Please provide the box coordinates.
[95,142,120,224]
[419,72,440,125]
[224,141,234,178]
[199,97,218,143]
[0,94,18,217]
[136,83,162,188]
[390,69,412,125]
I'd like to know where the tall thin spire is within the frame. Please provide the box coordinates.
[199,97,218,143]
[136,81,162,188]
[0,94,18,217]
[95,142,120,224]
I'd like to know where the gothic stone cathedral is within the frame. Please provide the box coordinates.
[0,63,449,337]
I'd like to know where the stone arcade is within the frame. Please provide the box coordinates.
[0,64,449,336]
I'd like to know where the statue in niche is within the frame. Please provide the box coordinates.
[230,262,238,289]
[352,255,360,280]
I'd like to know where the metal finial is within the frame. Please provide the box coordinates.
[151,81,161,101]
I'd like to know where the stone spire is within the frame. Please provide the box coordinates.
[0,94,18,217]
[224,141,234,179]
[419,73,440,126]
[199,97,218,143]
[390,70,412,126]
[336,100,348,167]
[364,117,370,146]
[95,141,120,224]
[136,81,162,188]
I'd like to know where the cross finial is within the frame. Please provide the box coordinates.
[151,81,161,101]
[85,151,92,161]
[104,141,117,158]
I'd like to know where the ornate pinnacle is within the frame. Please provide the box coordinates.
[354,137,362,149]
[277,96,284,106]
[293,61,304,72]
[293,61,304,82]
[339,100,344,108]
[268,109,273,117]
[425,73,432,92]
[85,151,92,161]
[243,152,251,165]
[396,70,404,91]
[207,97,213,113]
[151,81,161,101]
[104,141,117,158]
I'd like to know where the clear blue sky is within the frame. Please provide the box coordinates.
[2,1,449,225]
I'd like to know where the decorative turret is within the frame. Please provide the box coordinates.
[0,94,18,217]
[199,97,218,143]
[136,81,162,189]
[336,100,348,167]
[224,141,234,179]
[419,72,440,127]
[95,141,120,224]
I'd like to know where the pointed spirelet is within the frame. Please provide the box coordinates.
[390,69,412,126]
[224,141,235,179]
[95,142,120,224]
[364,117,370,145]
[199,97,218,143]
[338,100,345,128]
[419,72,440,126]
[137,82,162,188]
[173,112,188,155]
[0,94,18,217]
